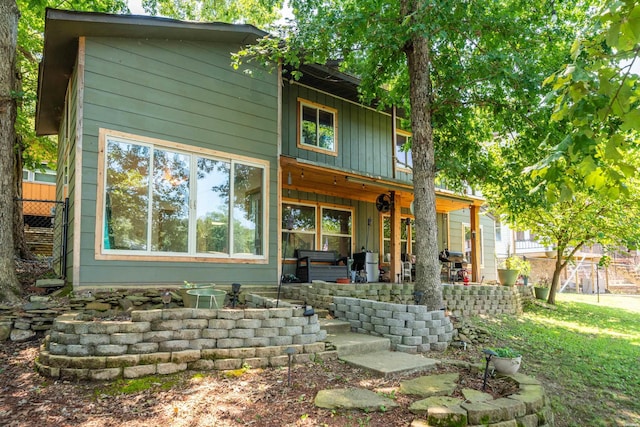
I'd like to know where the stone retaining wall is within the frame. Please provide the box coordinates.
[282,282,526,317]
[330,297,454,353]
[36,307,333,381]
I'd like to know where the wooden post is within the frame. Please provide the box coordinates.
[470,204,481,282]
[390,192,401,282]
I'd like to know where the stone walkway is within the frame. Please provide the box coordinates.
[314,368,553,427]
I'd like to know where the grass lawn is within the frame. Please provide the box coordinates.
[472,293,640,427]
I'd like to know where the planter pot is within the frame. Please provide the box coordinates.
[534,287,549,300]
[336,278,350,284]
[186,288,227,309]
[178,283,216,307]
[497,269,519,286]
[492,355,522,375]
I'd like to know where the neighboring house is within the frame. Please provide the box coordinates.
[22,165,57,227]
[35,9,496,289]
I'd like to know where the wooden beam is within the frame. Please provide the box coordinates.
[470,205,481,282]
[390,191,401,283]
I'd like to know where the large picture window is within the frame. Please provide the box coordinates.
[298,98,338,155]
[281,202,352,259]
[99,130,267,260]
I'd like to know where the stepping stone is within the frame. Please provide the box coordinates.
[400,373,459,397]
[462,388,493,402]
[340,351,438,377]
[35,278,64,288]
[314,388,399,412]
[409,395,464,414]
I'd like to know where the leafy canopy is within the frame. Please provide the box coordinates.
[532,0,640,199]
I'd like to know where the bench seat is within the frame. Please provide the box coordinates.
[295,249,348,283]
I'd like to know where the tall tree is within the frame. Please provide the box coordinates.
[142,0,282,27]
[533,0,640,198]
[484,135,640,304]
[0,0,21,301]
[236,0,586,310]
[1,0,128,301]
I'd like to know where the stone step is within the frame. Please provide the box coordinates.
[339,350,439,377]
[324,331,390,357]
[319,318,351,334]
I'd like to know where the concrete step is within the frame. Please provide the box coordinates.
[319,318,351,334]
[340,351,439,377]
[324,331,390,357]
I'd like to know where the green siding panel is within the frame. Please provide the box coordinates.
[283,82,395,178]
[74,37,279,287]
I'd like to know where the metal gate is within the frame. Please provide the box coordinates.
[16,198,69,279]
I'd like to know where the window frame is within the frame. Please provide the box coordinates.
[23,166,57,184]
[281,202,317,259]
[281,200,353,260]
[297,98,338,156]
[95,128,269,263]
[395,129,413,172]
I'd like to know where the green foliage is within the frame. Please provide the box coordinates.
[500,256,531,277]
[489,346,522,358]
[141,0,283,28]
[536,0,640,197]
[16,0,129,170]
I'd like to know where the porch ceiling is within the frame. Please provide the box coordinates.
[280,157,482,213]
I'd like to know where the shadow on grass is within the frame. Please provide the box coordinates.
[476,301,640,427]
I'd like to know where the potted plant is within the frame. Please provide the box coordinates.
[533,277,550,300]
[497,255,530,286]
[490,347,522,374]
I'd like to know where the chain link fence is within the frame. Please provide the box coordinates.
[17,198,68,279]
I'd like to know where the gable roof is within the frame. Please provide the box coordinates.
[36,8,268,135]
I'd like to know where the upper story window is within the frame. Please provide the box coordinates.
[98,129,268,261]
[298,98,338,155]
[395,130,413,171]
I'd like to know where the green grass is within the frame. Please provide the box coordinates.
[469,294,640,427]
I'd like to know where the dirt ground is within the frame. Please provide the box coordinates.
[0,336,520,427]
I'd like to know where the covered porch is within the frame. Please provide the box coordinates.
[280,156,485,283]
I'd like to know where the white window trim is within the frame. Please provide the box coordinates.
[297,98,338,156]
[95,128,269,263]
[23,167,57,185]
[395,129,412,173]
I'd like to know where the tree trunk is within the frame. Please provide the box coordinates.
[0,0,22,302]
[404,1,442,311]
[547,248,564,305]
[13,135,33,260]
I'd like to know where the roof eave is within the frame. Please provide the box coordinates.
[35,8,267,136]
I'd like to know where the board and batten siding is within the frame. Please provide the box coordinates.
[282,81,399,180]
[73,37,279,288]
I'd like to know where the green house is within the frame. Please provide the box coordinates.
[35,9,496,290]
